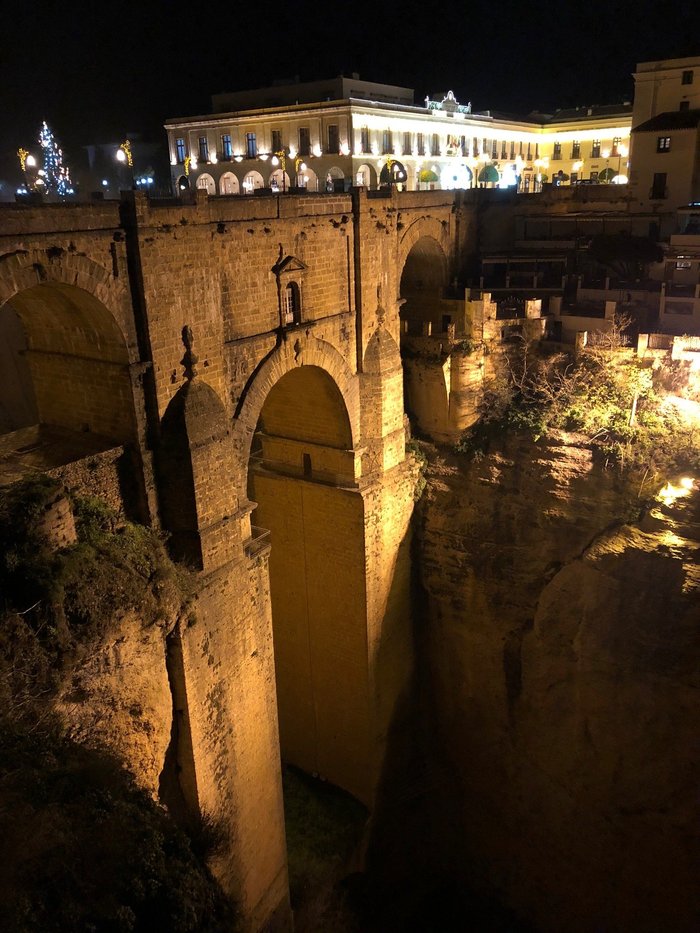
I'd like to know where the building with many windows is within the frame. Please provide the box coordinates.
[165,75,633,196]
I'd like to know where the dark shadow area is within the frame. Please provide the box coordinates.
[283,765,367,932]
[350,511,538,933]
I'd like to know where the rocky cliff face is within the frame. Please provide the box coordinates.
[55,612,174,796]
[416,432,699,933]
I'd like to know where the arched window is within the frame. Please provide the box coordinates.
[219,172,239,195]
[283,281,301,325]
[195,173,215,195]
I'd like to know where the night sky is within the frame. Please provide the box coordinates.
[1,0,699,180]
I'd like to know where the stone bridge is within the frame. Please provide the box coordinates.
[0,188,473,931]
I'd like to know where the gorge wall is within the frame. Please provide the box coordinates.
[413,432,699,933]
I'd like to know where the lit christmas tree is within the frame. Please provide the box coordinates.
[38,121,72,197]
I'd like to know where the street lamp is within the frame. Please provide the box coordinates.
[116,139,135,189]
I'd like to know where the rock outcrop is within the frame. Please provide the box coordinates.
[416,432,699,933]
[56,612,174,796]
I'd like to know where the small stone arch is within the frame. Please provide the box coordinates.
[196,173,216,195]
[219,172,239,195]
[176,175,190,191]
[398,216,451,281]
[0,249,137,357]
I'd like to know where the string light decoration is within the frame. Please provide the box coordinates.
[38,121,72,196]
[117,139,133,167]
[17,148,29,172]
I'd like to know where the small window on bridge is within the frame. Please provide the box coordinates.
[283,281,301,326]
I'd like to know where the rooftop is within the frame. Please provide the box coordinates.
[633,109,700,132]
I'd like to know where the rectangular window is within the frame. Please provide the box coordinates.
[651,172,667,199]
[526,142,532,160]
[682,70,693,85]
[432,133,440,156]
[298,127,310,156]
[175,138,186,162]
[245,132,257,158]
[491,139,498,159]
[591,139,601,158]
[510,140,515,159]
[221,134,232,159]
[571,140,580,159]
[474,136,480,156]
[417,133,425,156]
[382,129,393,154]
[501,140,507,159]
[680,100,690,111]
[570,171,578,184]
[198,136,209,161]
[590,170,599,182]
[552,142,562,160]
[657,136,671,152]
[271,129,282,153]
[611,137,621,157]
[461,136,468,156]
[360,126,370,153]
[327,124,339,153]
[403,131,411,154]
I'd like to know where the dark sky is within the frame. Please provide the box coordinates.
[2,0,699,173]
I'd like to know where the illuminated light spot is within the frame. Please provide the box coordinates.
[657,477,694,506]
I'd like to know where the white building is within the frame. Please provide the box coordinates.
[164,75,633,196]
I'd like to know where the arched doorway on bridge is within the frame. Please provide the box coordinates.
[0,281,138,495]
[399,236,451,434]
[247,364,371,802]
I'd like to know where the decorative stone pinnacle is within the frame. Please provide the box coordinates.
[181,325,199,380]
[376,283,386,325]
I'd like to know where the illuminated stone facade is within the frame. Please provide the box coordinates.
[165,76,632,195]
[0,188,471,932]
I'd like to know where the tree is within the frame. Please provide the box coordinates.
[38,121,72,197]
[589,232,663,282]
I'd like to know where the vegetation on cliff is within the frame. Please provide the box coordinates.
[458,329,700,488]
[0,477,234,933]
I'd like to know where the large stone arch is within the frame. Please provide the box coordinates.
[397,218,451,291]
[233,334,361,487]
[0,248,137,357]
[0,248,151,517]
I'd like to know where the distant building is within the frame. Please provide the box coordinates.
[164,75,633,196]
[629,56,700,210]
